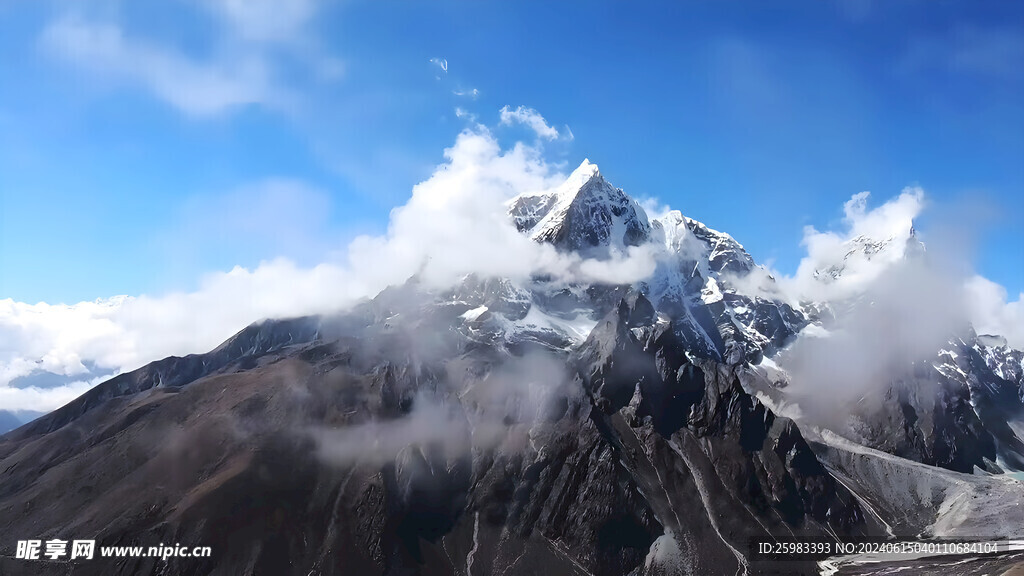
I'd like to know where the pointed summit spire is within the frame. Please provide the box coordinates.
[905,219,926,258]
[507,157,651,253]
[562,158,601,192]
[574,158,599,176]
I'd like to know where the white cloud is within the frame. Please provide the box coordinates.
[344,128,565,290]
[207,0,318,43]
[0,259,370,411]
[0,260,356,382]
[736,187,1021,351]
[39,1,336,117]
[2,73,1019,420]
[499,105,561,141]
[453,88,479,99]
[776,256,970,431]
[5,119,1021,420]
[343,125,658,290]
[28,180,354,377]
[771,187,926,302]
[842,188,924,240]
[965,275,1024,349]
[40,17,284,116]
[577,245,659,285]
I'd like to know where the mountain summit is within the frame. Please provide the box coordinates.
[509,160,651,255]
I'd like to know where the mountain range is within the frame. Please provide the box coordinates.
[1,161,1022,575]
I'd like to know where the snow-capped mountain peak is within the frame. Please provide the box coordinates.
[504,165,807,363]
[508,159,651,255]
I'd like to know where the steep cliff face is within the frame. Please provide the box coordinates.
[575,295,871,573]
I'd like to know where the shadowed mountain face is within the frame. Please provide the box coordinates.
[878,333,1024,473]
[1,161,1021,576]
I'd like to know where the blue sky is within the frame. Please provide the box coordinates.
[1,0,1022,305]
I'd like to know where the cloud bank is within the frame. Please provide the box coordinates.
[966,276,1024,348]
[0,261,357,411]
[775,257,970,430]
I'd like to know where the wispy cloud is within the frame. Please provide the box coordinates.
[429,57,448,73]
[453,88,479,99]
[41,17,285,116]
[38,1,337,117]
[207,0,319,43]
[0,380,97,415]
[454,107,477,122]
[741,187,1024,430]
[499,105,560,140]
[901,25,1024,83]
